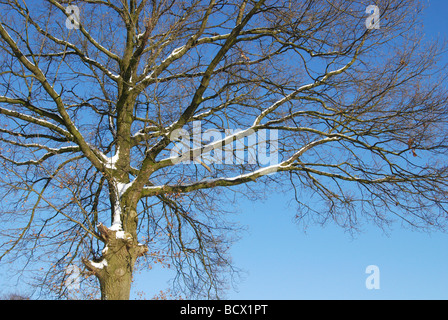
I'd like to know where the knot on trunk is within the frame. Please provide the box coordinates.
[83,223,148,277]
[83,257,108,276]
[97,223,132,243]
[96,223,147,252]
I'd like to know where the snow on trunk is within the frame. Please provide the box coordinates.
[98,147,120,170]
[109,178,135,231]
[110,200,123,231]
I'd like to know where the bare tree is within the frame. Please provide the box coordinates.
[0,0,447,300]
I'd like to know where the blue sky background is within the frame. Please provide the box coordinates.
[131,0,448,300]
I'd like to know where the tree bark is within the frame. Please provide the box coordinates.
[83,223,148,300]
[98,260,133,300]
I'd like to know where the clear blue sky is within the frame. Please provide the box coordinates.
[131,0,448,300]
[228,0,448,300]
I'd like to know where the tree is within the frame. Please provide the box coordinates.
[0,0,447,300]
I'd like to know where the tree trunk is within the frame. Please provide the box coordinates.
[83,223,148,300]
[98,258,133,300]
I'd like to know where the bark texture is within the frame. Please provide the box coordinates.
[83,223,148,300]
